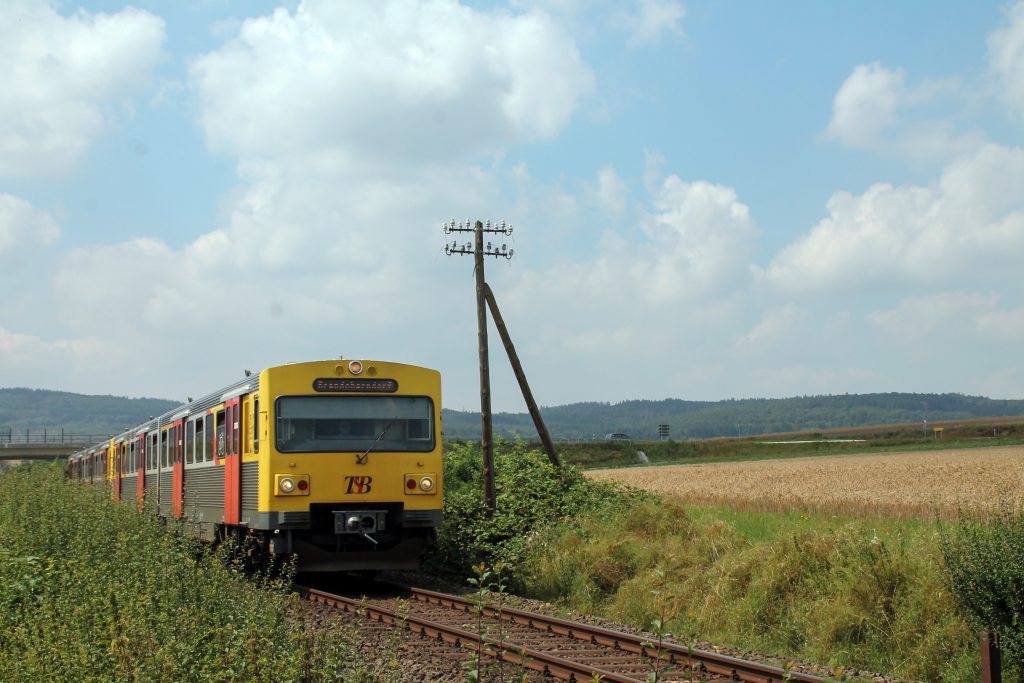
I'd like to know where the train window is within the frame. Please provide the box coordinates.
[194,417,204,463]
[215,410,226,459]
[161,431,169,468]
[253,398,259,454]
[185,421,194,465]
[204,416,214,462]
[275,395,434,453]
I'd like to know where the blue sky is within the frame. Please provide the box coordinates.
[1,0,1023,412]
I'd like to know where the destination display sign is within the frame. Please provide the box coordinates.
[311,378,399,393]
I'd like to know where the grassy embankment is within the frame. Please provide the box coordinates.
[0,464,375,682]
[4,434,1017,682]
[435,439,1023,682]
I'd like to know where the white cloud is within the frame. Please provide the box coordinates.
[989,0,1024,118]
[624,0,685,45]
[866,293,1024,370]
[0,1,165,177]
[31,0,598,400]
[640,176,756,301]
[0,326,104,388]
[866,292,998,343]
[825,62,907,148]
[54,238,173,333]
[735,304,810,350]
[596,164,627,213]
[0,194,60,256]
[765,144,1024,293]
[505,172,756,369]
[824,62,980,162]
[190,0,593,164]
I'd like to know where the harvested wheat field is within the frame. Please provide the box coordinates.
[586,445,1024,518]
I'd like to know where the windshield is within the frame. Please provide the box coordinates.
[275,396,434,453]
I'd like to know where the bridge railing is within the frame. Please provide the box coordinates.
[0,429,112,448]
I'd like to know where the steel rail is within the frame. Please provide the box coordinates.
[407,587,826,683]
[298,584,826,683]
[297,585,636,682]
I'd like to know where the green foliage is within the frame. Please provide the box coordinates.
[441,392,1024,440]
[6,383,1023,445]
[0,387,177,436]
[554,432,1024,471]
[940,502,1024,674]
[427,440,639,583]
[520,501,979,681]
[0,464,365,681]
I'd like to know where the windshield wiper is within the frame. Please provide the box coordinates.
[356,417,397,465]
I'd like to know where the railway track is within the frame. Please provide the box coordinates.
[297,584,826,682]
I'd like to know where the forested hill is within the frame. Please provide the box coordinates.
[3,387,1023,442]
[0,388,178,437]
[441,393,1024,440]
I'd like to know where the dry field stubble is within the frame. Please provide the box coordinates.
[586,445,1024,518]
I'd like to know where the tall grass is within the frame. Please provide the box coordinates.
[433,442,987,680]
[433,442,1024,681]
[520,498,982,681]
[0,464,364,681]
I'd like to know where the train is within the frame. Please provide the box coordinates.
[67,359,443,572]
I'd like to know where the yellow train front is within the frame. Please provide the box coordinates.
[251,359,442,572]
[70,359,443,573]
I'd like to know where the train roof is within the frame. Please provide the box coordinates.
[65,358,436,460]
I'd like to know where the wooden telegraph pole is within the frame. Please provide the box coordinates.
[443,219,561,513]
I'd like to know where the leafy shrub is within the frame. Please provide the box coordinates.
[940,501,1024,674]
[428,440,638,583]
[0,464,364,681]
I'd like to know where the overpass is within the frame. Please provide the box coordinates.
[0,430,110,461]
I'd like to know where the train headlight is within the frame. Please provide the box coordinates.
[348,360,364,375]
[404,473,437,495]
[274,474,310,495]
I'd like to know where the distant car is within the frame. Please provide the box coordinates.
[604,433,631,441]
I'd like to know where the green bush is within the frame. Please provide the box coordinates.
[0,464,364,682]
[428,441,638,583]
[940,501,1024,674]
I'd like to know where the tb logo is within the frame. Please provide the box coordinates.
[345,476,373,494]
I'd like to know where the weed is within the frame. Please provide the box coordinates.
[0,463,365,681]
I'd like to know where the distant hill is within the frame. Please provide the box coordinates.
[442,392,1024,440]
[3,387,1022,442]
[0,388,179,438]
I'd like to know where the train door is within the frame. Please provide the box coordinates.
[113,442,122,502]
[172,418,184,518]
[137,433,146,510]
[224,397,241,525]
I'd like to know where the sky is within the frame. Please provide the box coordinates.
[1,0,1023,412]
